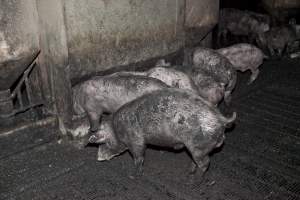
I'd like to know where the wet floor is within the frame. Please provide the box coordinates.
[1,57,300,200]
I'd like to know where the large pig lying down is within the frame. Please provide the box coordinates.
[188,47,237,105]
[72,74,168,132]
[89,88,236,178]
[217,43,268,84]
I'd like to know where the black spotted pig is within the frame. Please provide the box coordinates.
[89,88,236,178]
[72,74,168,132]
[187,47,237,105]
[218,8,270,45]
[217,43,268,84]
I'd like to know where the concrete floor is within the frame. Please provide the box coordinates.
[1,57,300,200]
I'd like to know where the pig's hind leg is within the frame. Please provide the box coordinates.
[128,142,146,179]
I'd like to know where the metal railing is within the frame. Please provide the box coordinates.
[0,51,44,118]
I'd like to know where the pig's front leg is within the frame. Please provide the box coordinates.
[248,68,260,84]
[267,45,275,57]
[86,110,102,132]
[224,91,232,105]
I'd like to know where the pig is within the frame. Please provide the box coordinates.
[89,88,237,178]
[257,21,299,57]
[111,63,201,100]
[72,74,168,133]
[187,68,225,105]
[186,47,237,105]
[217,43,268,84]
[218,8,270,46]
[172,65,225,106]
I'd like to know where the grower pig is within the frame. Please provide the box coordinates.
[72,74,168,132]
[173,65,225,106]
[188,68,225,105]
[111,66,201,98]
[187,47,237,105]
[218,8,270,46]
[257,21,299,57]
[217,43,268,84]
[89,88,236,178]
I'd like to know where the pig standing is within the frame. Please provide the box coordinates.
[218,8,270,46]
[72,74,168,132]
[173,65,225,106]
[89,88,236,178]
[257,21,300,57]
[217,43,268,84]
[186,47,237,105]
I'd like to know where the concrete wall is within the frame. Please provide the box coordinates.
[0,0,219,132]
[0,0,40,90]
[64,0,185,80]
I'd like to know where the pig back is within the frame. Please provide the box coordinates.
[217,43,265,71]
[192,47,235,84]
[73,74,168,114]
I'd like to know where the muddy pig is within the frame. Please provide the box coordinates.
[173,65,225,106]
[218,8,270,46]
[111,63,200,98]
[257,20,300,57]
[186,47,237,105]
[89,88,236,178]
[217,43,268,84]
[72,74,168,132]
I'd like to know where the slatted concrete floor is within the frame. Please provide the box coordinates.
[1,58,300,200]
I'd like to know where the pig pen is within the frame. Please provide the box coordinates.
[1,56,300,200]
[1,1,300,200]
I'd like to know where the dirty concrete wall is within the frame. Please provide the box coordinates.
[185,0,219,47]
[63,0,185,80]
[0,0,40,90]
[0,0,220,133]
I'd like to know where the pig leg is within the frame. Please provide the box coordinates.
[224,71,237,105]
[128,144,146,179]
[268,45,275,57]
[248,68,260,84]
[224,91,232,105]
[86,110,102,132]
[188,152,210,175]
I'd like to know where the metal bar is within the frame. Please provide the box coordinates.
[0,51,40,103]
[24,77,32,104]
[0,101,44,118]
[17,90,23,109]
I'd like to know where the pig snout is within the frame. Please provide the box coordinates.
[89,132,107,144]
[89,135,99,143]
